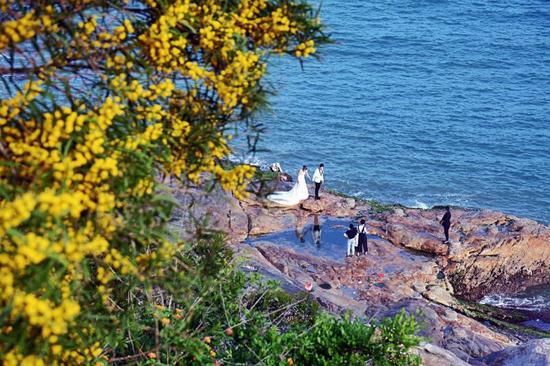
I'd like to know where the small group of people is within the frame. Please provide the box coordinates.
[344,219,369,257]
[268,162,454,253]
[341,206,451,258]
[267,163,325,206]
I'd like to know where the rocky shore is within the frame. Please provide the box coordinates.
[169,177,550,365]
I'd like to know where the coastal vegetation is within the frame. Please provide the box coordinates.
[0,0,421,364]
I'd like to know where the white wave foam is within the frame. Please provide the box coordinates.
[228,154,267,168]
[409,200,430,210]
[480,294,549,312]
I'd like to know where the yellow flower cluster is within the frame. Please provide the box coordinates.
[12,293,80,337]
[130,178,155,197]
[71,16,133,58]
[235,1,300,47]
[77,15,97,36]
[295,39,316,57]
[214,51,265,110]
[1,0,322,363]
[111,74,175,103]
[139,0,192,72]
[0,10,56,50]
[0,80,43,126]
[0,0,10,12]
[4,98,124,196]
[0,97,129,362]
[217,164,256,200]
[138,0,309,115]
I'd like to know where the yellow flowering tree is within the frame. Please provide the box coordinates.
[0,0,327,364]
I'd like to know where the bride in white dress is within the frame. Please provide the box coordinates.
[268,165,311,206]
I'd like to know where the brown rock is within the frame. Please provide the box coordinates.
[444,212,550,300]
[386,223,449,255]
[244,205,297,236]
[169,185,248,244]
[483,339,550,366]
[300,194,356,217]
[413,343,470,366]
[241,238,515,361]
[378,207,550,301]
[422,285,458,308]
[169,179,549,363]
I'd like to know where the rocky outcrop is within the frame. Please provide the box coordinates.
[446,213,550,300]
[300,194,356,216]
[482,339,550,366]
[240,187,359,240]
[169,178,550,364]
[384,221,450,255]
[171,181,549,304]
[238,239,517,362]
[380,299,514,361]
[167,183,357,243]
[373,208,550,300]
[243,205,299,236]
[413,342,472,366]
[169,185,249,243]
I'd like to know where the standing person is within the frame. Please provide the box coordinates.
[344,224,358,257]
[440,206,451,244]
[267,165,310,206]
[357,219,368,255]
[312,163,324,200]
[270,162,284,173]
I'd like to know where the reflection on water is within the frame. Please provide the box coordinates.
[246,216,380,262]
[312,214,321,246]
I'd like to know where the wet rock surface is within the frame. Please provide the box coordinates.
[170,181,550,365]
[238,241,517,363]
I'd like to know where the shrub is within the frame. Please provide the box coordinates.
[0,1,327,363]
[107,234,421,365]
[0,1,421,365]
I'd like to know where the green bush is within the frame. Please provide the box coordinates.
[1,1,422,364]
[108,232,422,365]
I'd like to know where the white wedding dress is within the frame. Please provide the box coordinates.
[267,169,309,206]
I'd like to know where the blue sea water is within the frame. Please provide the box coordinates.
[237,0,550,223]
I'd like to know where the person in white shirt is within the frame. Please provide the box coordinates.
[312,163,324,200]
[270,162,283,173]
[344,224,358,257]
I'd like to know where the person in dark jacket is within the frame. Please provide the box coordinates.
[440,206,451,244]
[357,219,368,255]
[344,224,358,257]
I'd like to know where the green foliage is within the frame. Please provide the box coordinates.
[294,310,421,366]
[367,200,399,214]
[108,232,422,365]
[0,1,422,364]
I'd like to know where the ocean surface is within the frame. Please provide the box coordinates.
[234,0,550,224]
